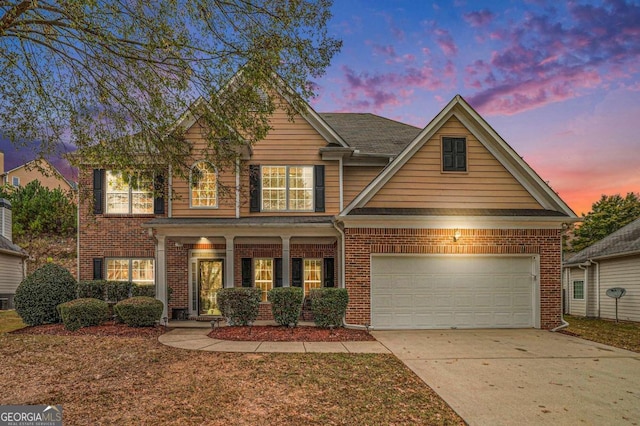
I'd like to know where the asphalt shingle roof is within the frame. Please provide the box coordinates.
[319,113,421,155]
[564,217,640,265]
[0,235,26,257]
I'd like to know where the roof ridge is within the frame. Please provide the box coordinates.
[318,112,421,129]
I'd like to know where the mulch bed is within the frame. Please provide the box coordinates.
[208,325,376,342]
[11,321,167,338]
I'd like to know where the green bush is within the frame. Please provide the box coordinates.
[131,284,156,298]
[310,288,348,328]
[216,288,261,326]
[105,281,132,302]
[14,264,76,326]
[114,297,163,327]
[268,287,304,327]
[77,280,106,299]
[58,298,109,331]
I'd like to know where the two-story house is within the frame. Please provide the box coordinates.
[78,86,577,330]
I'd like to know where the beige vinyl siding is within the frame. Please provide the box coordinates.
[365,116,543,210]
[171,122,237,217]
[240,108,339,216]
[598,256,640,322]
[0,253,24,294]
[343,166,384,207]
[5,160,73,192]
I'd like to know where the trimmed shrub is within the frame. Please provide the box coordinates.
[114,297,163,327]
[105,281,132,302]
[77,280,106,299]
[14,264,76,326]
[268,287,304,327]
[217,288,261,326]
[310,288,349,328]
[132,284,156,298]
[58,298,109,331]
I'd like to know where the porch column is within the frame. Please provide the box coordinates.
[225,235,234,288]
[156,235,168,320]
[282,235,290,287]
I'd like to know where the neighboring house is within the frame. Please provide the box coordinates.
[563,218,640,322]
[0,153,76,192]
[77,82,577,330]
[0,198,28,309]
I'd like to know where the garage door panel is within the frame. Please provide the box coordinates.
[371,256,535,329]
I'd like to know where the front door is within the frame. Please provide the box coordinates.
[198,259,224,316]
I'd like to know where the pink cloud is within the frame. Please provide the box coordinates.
[433,28,458,56]
[463,9,495,27]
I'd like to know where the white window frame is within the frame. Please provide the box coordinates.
[106,258,155,286]
[303,258,322,297]
[254,258,274,302]
[189,161,218,208]
[105,170,154,214]
[261,165,314,212]
[11,176,20,187]
[572,280,585,300]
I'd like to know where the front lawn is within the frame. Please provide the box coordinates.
[0,310,25,333]
[0,319,463,425]
[563,315,640,352]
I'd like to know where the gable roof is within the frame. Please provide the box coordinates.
[340,95,578,219]
[3,158,75,190]
[564,218,640,265]
[319,113,421,155]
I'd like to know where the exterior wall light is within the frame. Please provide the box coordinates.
[453,229,461,242]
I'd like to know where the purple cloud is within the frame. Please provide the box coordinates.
[467,0,640,115]
[463,9,495,27]
[433,28,458,56]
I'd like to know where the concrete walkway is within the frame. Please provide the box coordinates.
[159,327,390,353]
[372,329,640,426]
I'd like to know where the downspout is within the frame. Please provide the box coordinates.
[76,187,80,282]
[589,259,600,318]
[168,164,173,218]
[235,158,240,218]
[332,219,366,330]
[578,261,590,316]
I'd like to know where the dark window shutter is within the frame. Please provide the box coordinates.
[249,165,261,212]
[323,257,335,287]
[93,258,104,280]
[93,169,105,214]
[275,258,283,287]
[314,165,325,212]
[291,258,303,287]
[241,258,252,287]
[442,137,466,172]
[153,174,165,215]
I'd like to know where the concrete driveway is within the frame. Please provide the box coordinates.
[372,329,640,425]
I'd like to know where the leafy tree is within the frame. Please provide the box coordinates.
[0,180,76,238]
[0,1,341,180]
[570,193,640,252]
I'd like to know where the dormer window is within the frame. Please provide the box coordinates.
[442,137,467,172]
[190,161,218,208]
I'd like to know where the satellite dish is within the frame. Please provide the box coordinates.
[606,287,626,299]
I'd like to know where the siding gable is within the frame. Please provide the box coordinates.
[365,116,542,210]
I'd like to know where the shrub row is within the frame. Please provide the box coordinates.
[77,280,155,301]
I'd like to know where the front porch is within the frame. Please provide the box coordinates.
[142,217,342,320]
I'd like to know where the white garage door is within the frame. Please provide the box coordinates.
[371,256,536,329]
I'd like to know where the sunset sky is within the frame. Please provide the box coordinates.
[310,0,640,216]
[1,0,638,216]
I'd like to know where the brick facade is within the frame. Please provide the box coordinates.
[344,227,562,330]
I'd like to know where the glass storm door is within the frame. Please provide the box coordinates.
[198,259,223,315]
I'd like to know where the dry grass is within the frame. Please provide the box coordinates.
[563,315,640,352]
[0,315,464,425]
[0,310,25,333]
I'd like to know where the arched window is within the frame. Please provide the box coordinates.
[190,161,218,208]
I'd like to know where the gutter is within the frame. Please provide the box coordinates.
[332,219,367,330]
[589,259,600,318]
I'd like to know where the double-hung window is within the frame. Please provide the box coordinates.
[106,258,155,286]
[261,166,313,211]
[572,280,584,300]
[303,259,322,296]
[106,171,153,214]
[190,161,218,208]
[254,259,274,302]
